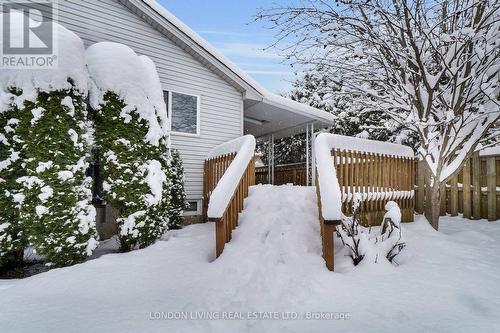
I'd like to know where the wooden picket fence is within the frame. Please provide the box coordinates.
[415,152,500,221]
[203,154,255,257]
[255,162,307,186]
[332,149,415,225]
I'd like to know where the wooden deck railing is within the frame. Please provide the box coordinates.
[333,149,415,225]
[202,153,237,221]
[204,155,255,257]
[203,135,256,258]
[315,172,339,271]
[315,133,415,271]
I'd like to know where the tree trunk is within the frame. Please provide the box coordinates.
[424,178,441,231]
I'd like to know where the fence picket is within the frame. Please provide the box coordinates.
[450,174,458,216]
[486,157,497,221]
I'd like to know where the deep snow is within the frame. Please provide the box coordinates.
[0,185,499,333]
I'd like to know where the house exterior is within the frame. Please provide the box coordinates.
[29,0,334,223]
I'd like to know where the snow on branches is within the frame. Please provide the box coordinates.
[258,0,499,228]
[337,200,405,266]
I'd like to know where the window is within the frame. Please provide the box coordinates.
[185,201,198,212]
[184,201,200,216]
[163,91,199,135]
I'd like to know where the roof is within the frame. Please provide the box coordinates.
[127,0,334,130]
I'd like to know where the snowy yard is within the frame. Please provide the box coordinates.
[1,185,499,333]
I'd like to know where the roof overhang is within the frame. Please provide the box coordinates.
[244,95,334,139]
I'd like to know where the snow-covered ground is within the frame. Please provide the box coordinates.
[0,185,499,333]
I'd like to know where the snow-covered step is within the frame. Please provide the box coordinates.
[214,184,325,271]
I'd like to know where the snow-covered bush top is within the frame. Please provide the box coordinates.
[86,42,169,145]
[315,133,414,220]
[0,12,87,113]
[207,135,256,218]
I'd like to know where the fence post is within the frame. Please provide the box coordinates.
[462,159,471,219]
[322,223,335,271]
[213,217,226,258]
[203,160,208,221]
[472,152,481,219]
[409,157,415,222]
[486,156,497,221]
[450,174,458,216]
[440,183,447,216]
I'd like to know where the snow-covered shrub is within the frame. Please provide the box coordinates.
[166,149,188,229]
[338,200,405,266]
[381,202,406,263]
[86,42,171,251]
[1,15,98,267]
[0,88,26,268]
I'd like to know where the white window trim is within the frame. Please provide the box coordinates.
[167,90,201,137]
[183,200,201,216]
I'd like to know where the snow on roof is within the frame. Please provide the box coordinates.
[263,93,335,123]
[142,0,266,94]
[141,0,334,124]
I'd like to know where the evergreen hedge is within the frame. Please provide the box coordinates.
[17,85,97,267]
[167,149,188,229]
[0,88,26,268]
[94,91,170,251]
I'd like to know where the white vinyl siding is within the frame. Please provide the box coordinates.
[53,0,244,201]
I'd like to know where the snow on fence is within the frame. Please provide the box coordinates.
[415,149,500,221]
[314,133,415,271]
[203,135,256,257]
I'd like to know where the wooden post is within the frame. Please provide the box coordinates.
[322,223,335,271]
[409,158,415,222]
[214,217,226,258]
[462,159,472,219]
[203,160,208,221]
[472,152,481,219]
[450,174,458,216]
[486,157,497,221]
[349,150,354,214]
[440,183,447,216]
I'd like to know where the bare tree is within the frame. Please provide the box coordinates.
[257,0,499,229]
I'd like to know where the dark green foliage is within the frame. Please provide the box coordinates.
[17,86,97,267]
[0,88,27,268]
[166,149,188,229]
[94,92,170,251]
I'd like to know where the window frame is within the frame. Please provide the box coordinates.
[183,200,201,216]
[165,90,201,137]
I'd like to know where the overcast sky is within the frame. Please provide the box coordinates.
[158,0,295,93]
